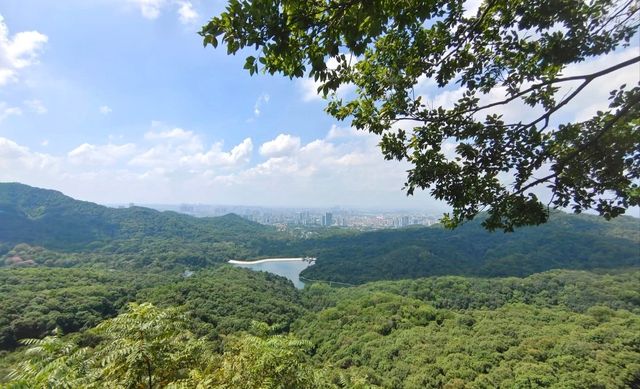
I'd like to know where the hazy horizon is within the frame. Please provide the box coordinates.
[0,1,638,211]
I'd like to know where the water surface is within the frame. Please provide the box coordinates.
[230,258,313,289]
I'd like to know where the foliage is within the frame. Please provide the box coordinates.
[300,211,640,284]
[0,267,173,350]
[0,183,278,260]
[205,322,326,389]
[88,303,214,388]
[2,269,640,388]
[1,184,639,387]
[202,0,640,230]
[4,329,88,389]
[301,268,640,314]
[2,305,327,389]
[138,266,306,341]
[293,292,640,388]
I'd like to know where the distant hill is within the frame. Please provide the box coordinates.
[0,182,272,252]
[300,211,640,283]
[2,182,638,279]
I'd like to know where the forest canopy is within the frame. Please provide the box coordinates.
[201,0,640,230]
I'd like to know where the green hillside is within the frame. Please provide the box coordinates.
[1,183,639,387]
[0,182,271,250]
[2,268,639,387]
[0,183,280,268]
[2,183,638,280]
[300,212,640,283]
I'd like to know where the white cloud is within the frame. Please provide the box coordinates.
[24,99,47,114]
[128,0,199,24]
[180,138,253,167]
[0,137,58,172]
[99,105,112,115]
[259,134,301,158]
[144,127,193,140]
[419,47,639,129]
[326,124,368,140]
[68,143,137,166]
[253,93,270,116]
[0,102,21,122]
[132,127,252,171]
[0,123,448,209]
[562,48,639,122]
[129,0,165,19]
[298,57,356,102]
[177,1,198,24]
[0,15,48,86]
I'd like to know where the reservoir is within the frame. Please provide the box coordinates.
[229,258,315,289]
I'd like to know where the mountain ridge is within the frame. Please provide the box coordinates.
[0,182,269,250]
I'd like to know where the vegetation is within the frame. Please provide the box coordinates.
[2,270,639,388]
[3,184,638,285]
[202,0,639,230]
[300,211,640,284]
[0,267,171,350]
[1,183,639,387]
[0,182,277,256]
[4,304,328,389]
[139,266,306,341]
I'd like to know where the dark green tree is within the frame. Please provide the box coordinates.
[201,0,639,230]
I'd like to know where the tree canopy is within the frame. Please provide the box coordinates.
[201,0,640,230]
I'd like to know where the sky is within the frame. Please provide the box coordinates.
[0,0,638,213]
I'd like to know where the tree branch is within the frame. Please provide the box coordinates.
[513,90,640,195]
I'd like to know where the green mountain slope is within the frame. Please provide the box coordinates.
[300,212,640,283]
[0,182,272,251]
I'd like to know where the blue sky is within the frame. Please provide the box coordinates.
[0,0,638,214]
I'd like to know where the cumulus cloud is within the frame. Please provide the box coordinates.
[259,134,301,158]
[177,1,198,24]
[0,14,48,86]
[180,138,253,168]
[129,0,165,19]
[131,127,253,171]
[326,124,368,140]
[0,137,58,172]
[0,123,447,209]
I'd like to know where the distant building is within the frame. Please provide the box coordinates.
[323,212,333,227]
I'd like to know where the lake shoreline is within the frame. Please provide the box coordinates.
[228,257,316,265]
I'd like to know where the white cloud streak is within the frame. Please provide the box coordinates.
[0,102,22,122]
[99,105,113,115]
[253,93,270,116]
[24,99,47,114]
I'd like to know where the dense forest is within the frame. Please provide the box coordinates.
[1,267,639,387]
[1,183,639,387]
[299,212,640,283]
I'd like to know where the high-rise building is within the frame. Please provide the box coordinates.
[323,212,333,227]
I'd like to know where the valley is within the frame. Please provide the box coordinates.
[0,183,639,387]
